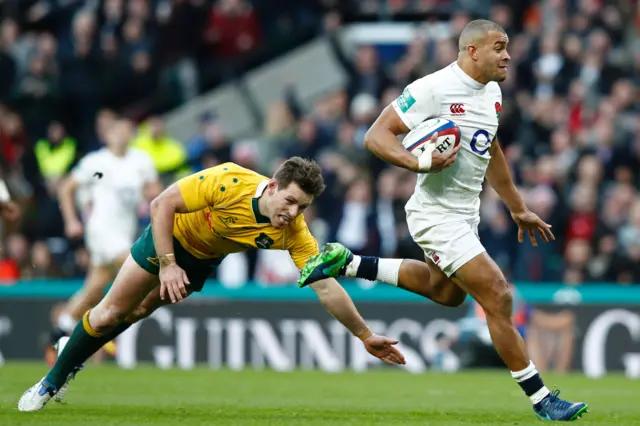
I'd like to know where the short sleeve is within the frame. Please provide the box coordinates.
[286,218,320,269]
[177,165,227,212]
[71,154,99,185]
[391,75,441,130]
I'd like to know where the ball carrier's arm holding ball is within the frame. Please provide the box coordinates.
[300,19,587,422]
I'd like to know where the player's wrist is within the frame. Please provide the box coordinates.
[357,327,374,342]
[417,152,432,172]
[509,205,528,216]
[158,253,176,268]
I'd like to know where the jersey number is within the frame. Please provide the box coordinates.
[470,129,492,156]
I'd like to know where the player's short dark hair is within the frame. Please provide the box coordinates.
[459,19,506,52]
[274,157,326,198]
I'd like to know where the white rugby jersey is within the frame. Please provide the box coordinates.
[72,147,158,238]
[392,62,502,220]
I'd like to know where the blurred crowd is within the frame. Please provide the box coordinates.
[0,0,639,287]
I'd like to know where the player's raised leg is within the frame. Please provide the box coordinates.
[299,243,467,307]
[18,255,158,412]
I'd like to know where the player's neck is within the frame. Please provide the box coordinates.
[257,194,270,220]
[456,57,489,85]
[109,147,127,157]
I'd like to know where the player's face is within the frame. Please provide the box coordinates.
[267,181,313,229]
[106,120,134,151]
[478,31,510,82]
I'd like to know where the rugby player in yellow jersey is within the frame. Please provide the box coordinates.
[18,157,406,412]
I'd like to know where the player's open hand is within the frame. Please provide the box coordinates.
[426,132,460,173]
[159,263,190,303]
[363,334,406,366]
[511,210,555,247]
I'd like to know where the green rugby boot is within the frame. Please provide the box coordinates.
[298,243,353,287]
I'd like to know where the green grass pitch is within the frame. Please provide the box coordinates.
[1,362,639,425]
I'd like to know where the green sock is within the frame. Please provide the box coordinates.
[45,311,132,389]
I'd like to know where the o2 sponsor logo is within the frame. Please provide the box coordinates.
[469,129,492,156]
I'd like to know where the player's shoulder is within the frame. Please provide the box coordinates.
[486,81,502,97]
[203,162,267,181]
[78,148,107,165]
[407,64,456,99]
[199,162,269,203]
[127,146,154,162]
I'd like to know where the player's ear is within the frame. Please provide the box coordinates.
[267,179,278,194]
[467,44,478,60]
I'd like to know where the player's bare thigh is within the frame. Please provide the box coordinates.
[450,251,510,311]
[424,256,467,306]
[88,255,159,332]
[397,256,467,306]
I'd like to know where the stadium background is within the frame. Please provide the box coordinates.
[0,0,638,378]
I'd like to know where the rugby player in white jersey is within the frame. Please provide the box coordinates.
[300,20,588,421]
[51,119,161,378]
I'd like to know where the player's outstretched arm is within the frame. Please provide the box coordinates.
[486,139,555,246]
[365,105,458,173]
[309,277,406,366]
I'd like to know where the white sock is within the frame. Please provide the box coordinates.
[511,361,550,404]
[344,255,361,277]
[344,255,402,286]
[375,258,403,286]
[57,312,77,334]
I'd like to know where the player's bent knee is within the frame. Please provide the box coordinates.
[91,303,130,332]
[443,289,467,307]
[479,277,513,316]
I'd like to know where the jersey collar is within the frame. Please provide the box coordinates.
[252,180,271,224]
[450,62,485,90]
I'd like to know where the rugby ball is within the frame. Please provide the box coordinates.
[402,118,461,157]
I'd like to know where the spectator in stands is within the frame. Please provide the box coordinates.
[132,116,186,177]
[205,0,261,60]
[0,20,17,100]
[186,112,230,170]
[0,109,26,168]
[345,45,389,100]
[23,241,61,279]
[202,0,261,88]
[0,233,30,283]
[11,50,59,139]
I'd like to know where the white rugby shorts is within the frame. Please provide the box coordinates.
[405,204,486,277]
[85,229,133,266]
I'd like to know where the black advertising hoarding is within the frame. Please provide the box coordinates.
[0,299,639,377]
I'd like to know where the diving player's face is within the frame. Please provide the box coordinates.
[267,181,313,228]
[479,31,510,82]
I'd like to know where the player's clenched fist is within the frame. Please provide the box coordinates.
[416,132,461,173]
[159,260,190,303]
